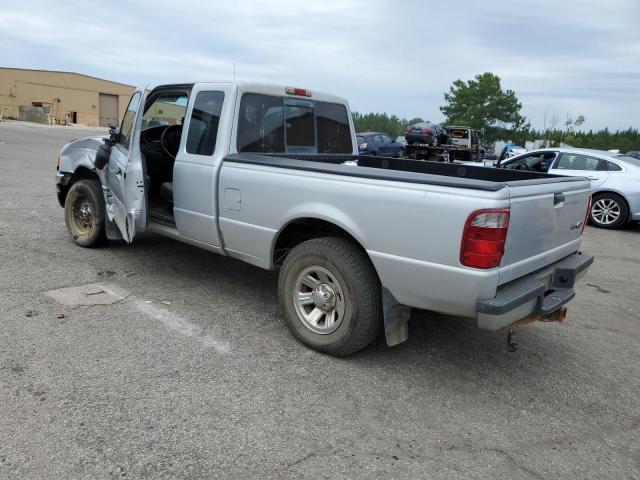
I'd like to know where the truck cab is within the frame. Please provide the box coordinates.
[57,82,357,247]
[446,126,484,162]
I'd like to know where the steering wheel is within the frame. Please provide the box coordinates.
[160,124,182,160]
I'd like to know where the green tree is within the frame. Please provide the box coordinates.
[440,73,527,134]
[351,112,424,137]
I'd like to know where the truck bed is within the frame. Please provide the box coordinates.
[220,152,591,317]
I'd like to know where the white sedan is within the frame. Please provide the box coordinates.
[499,148,640,229]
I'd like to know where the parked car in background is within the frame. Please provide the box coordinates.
[356,131,405,157]
[395,135,407,146]
[626,150,640,160]
[404,122,448,146]
[498,148,640,229]
[496,143,527,162]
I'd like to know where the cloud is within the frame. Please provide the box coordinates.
[0,0,638,130]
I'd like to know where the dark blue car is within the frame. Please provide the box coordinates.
[356,132,405,157]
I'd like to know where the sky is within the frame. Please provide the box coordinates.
[1,0,638,131]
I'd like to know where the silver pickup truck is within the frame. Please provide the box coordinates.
[55,81,593,356]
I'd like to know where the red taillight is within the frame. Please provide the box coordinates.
[460,209,510,269]
[581,195,592,234]
[285,87,311,97]
[420,128,432,134]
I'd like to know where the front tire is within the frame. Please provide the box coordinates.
[64,179,107,247]
[278,237,382,356]
[590,193,628,229]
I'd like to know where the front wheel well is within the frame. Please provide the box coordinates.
[59,167,101,206]
[272,218,367,268]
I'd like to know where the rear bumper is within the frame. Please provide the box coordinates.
[476,251,593,330]
[627,193,640,220]
[405,133,433,144]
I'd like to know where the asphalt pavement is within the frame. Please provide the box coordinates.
[1,120,639,479]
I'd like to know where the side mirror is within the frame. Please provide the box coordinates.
[94,143,112,170]
[107,124,119,146]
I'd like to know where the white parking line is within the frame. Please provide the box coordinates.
[134,300,230,354]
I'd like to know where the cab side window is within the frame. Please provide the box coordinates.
[186,91,225,156]
[118,92,141,150]
[556,153,606,171]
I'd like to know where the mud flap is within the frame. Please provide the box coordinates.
[382,288,411,346]
[105,218,122,241]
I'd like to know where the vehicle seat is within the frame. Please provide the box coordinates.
[160,182,173,204]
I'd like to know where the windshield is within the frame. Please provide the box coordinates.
[448,128,469,139]
[142,93,188,129]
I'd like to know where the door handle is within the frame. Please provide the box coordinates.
[587,176,598,180]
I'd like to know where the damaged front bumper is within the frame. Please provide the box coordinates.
[55,171,72,207]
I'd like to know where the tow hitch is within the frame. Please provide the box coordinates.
[507,307,568,351]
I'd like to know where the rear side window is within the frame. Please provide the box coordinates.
[556,153,606,171]
[186,91,224,156]
[237,94,352,154]
[356,135,366,145]
[237,93,284,153]
[316,102,352,153]
[606,161,622,171]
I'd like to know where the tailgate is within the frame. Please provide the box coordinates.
[499,177,591,284]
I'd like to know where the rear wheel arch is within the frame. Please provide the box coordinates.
[272,217,371,268]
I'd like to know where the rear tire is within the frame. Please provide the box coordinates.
[278,237,382,356]
[64,179,107,247]
[589,193,628,229]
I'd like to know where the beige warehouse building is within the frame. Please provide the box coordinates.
[0,67,134,127]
